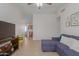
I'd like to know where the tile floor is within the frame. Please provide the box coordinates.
[11,38,59,56]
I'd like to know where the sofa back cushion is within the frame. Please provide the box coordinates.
[70,38,79,52]
[60,36,72,48]
[60,35,79,52]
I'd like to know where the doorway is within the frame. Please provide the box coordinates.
[26,21,33,39]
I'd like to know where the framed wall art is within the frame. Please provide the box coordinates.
[70,11,79,26]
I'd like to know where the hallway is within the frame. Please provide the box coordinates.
[12,38,59,56]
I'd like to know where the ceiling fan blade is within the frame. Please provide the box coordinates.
[27,3,33,5]
[46,3,52,5]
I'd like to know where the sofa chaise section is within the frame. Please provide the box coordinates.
[41,34,79,56]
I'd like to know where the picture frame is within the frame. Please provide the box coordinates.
[70,11,79,26]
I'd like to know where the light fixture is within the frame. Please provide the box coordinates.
[36,3,43,7]
[36,3,43,9]
[27,3,52,9]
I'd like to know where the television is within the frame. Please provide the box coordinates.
[0,21,15,39]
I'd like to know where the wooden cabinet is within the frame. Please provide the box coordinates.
[0,41,13,56]
[0,37,19,56]
[11,37,18,51]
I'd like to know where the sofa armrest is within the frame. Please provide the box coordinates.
[52,37,60,41]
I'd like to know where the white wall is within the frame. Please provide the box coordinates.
[58,4,79,36]
[0,4,26,36]
[33,14,60,40]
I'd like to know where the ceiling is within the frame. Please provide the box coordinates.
[12,3,66,16]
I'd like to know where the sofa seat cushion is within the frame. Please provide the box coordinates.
[57,43,69,49]
[63,49,79,56]
[56,43,70,55]
[56,43,79,56]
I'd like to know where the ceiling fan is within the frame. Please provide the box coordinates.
[27,3,52,9]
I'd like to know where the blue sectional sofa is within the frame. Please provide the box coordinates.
[41,34,79,56]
